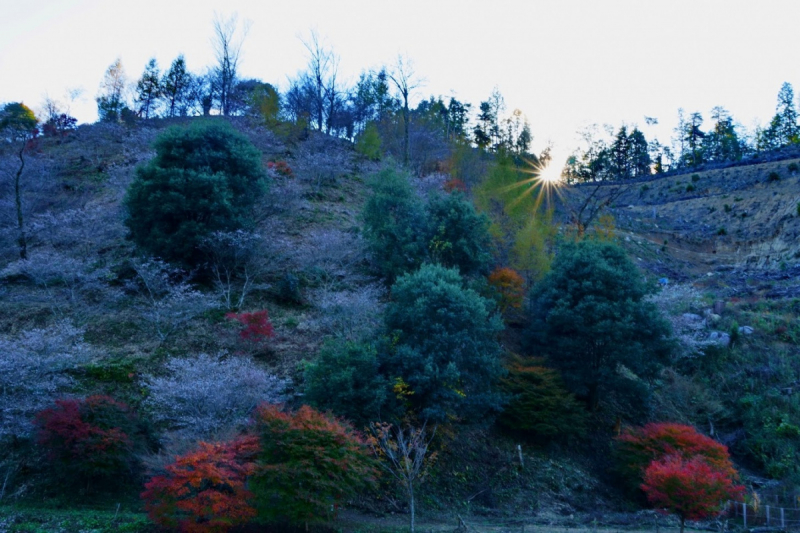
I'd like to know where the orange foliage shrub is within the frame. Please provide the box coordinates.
[141,436,259,533]
[443,177,467,193]
[487,267,525,313]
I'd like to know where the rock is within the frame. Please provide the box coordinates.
[681,313,704,322]
[707,313,722,323]
[713,300,726,314]
[709,331,731,347]
[739,325,754,335]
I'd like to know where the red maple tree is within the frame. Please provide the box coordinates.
[141,436,259,533]
[616,422,737,483]
[226,310,274,342]
[642,455,744,533]
[35,395,142,486]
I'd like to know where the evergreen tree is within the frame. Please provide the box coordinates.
[527,240,672,411]
[124,120,266,266]
[769,82,799,147]
[161,56,193,118]
[382,264,505,422]
[135,58,161,119]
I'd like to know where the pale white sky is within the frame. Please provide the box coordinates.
[1,0,799,156]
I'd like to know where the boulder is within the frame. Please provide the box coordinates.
[709,331,731,347]
[738,325,754,335]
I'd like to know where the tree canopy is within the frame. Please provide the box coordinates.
[527,240,672,411]
[124,120,266,266]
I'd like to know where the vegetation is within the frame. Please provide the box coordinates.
[528,240,672,411]
[382,263,504,422]
[124,120,266,266]
[6,24,800,531]
[250,404,378,528]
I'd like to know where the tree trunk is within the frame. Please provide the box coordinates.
[588,382,600,411]
[409,483,415,533]
[402,104,410,168]
[679,516,685,533]
[14,143,27,260]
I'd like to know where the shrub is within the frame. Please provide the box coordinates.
[616,422,737,486]
[443,177,467,193]
[250,404,378,528]
[266,160,293,177]
[361,169,492,281]
[355,122,382,161]
[497,356,587,441]
[788,162,799,173]
[304,340,393,427]
[768,171,781,182]
[0,322,93,440]
[35,395,152,490]
[717,227,727,235]
[527,240,672,411]
[487,266,525,313]
[642,455,744,533]
[425,191,491,276]
[382,264,505,421]
[141,436,259,533]
[124,120,266,266]
[685,184,696,193]
[144,353,287,442]
[691,174,700,182]
[361,168,427,281]
[226,310,274,343]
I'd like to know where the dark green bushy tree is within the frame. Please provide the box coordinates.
[361,169,428,281]
[361,169,491,281]
[124,120,265,266]
[426,191,491,276]
[304,340,394,428]
[527,240,671,412]
[382,264,505,422]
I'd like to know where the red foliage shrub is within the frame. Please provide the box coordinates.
[616,422,737,487]
[141,436,259,533]
[443,177,467,193]
[267,160,293,177]
[250,404,378,527]
[226,310,274,342]
[642,455,744,533]
[35,395,143,484]
[487,266,525,313]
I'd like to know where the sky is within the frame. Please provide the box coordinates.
[1,0,799,158]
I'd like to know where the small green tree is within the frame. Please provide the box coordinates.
[355,122,382,160]
[425,191,491,276]
[304,340,394,428]
[1,102,38,259]
[124,120,266,266]
[361,168,427,281]
[527,240,672,411]
[361,169,492,281]
[382,264,505,421]
[497,355,587,441]
[250,404,377,529]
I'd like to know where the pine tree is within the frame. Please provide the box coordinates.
[135,58,161,119]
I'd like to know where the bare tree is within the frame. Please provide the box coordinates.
[211,13,250,116]
[201,230,273,310]
[388,56,422,167]
[299,30,338,132]
[369,422,437,533]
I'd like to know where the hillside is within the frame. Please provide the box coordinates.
[1,117,799,531]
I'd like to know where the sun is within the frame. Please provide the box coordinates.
[535,156,565,185]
